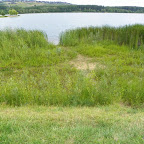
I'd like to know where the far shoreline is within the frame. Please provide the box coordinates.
[0,12,143,18]
[0,15,20,18]
[19,12,144,15]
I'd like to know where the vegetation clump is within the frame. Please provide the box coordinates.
[9,9,18,15]
[60,25,144,49]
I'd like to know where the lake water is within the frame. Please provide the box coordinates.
[0,13,144,44]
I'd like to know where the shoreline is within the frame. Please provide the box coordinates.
[0,15,20,18]
[19,12,144,15]
[0,13,143,19]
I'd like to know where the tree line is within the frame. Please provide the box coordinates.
[1,4,144,14]
[0,7,18,16]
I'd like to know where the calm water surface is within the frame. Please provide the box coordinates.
[0,13,144,44]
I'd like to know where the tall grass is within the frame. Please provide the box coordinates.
[0,29,143,107]
[0,29,75,68]
[60,25,144,49]
[0,65,143,106]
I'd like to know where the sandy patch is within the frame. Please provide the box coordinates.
[69,55,105,70]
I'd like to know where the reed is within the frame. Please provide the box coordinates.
[60,25,144,49]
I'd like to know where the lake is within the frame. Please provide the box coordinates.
[0,13,144,44]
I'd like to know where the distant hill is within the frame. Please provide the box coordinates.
[36,1,72,5]
[0,2,144,14]
[0,0,71,5]
[1,0,36,1]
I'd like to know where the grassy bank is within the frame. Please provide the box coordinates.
[0,26,144,143]
[0,29,75,68]
[0,27,144,107]
[59,25,144,107]
[0,105,143,144]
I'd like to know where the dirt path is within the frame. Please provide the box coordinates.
[69,54,105,70]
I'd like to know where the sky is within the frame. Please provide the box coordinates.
[39,0,144,7]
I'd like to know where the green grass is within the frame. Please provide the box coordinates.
[0,28,144,106]
[60,25,144,49]
[0,105,143,144]
[0,26,144,143]
[0,29,75,68]
[59,25,144,106]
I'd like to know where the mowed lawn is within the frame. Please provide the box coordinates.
[0,105,143,144]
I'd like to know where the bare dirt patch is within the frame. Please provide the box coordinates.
[69,55,105,70]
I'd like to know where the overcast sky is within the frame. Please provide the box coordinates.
[39,0,144,7]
